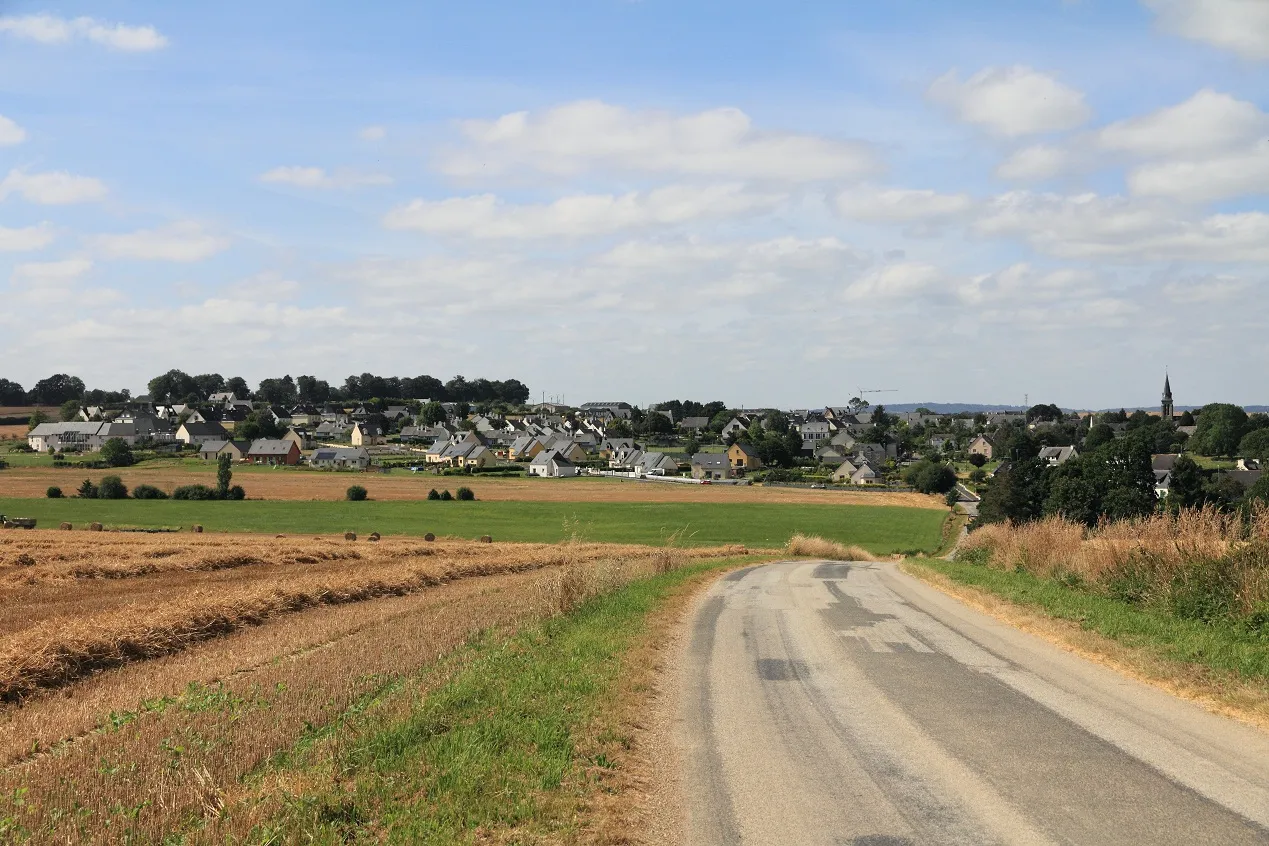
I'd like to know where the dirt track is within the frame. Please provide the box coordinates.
[0,466,944,508]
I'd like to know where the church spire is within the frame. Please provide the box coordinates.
[1162,372,1174,420]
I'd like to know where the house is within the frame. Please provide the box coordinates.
[799,421,832,443]
[528,450,578,478]
[598,438,635,458]
[691,453,731,481]
[1152,454,1180,473]
[1215,469,1263,492]
[351,421,385,447]
[1237,458,1261,472]
[458,444,497,469]
[1154,471,1172,499]
[967,435,996,460]
[208,392,237,405]
[634,451,679,476]
[176,421,230,446]
[679,416,710,433]
[198,439,249,461]
[247,438,301,466]
[283,426,314,451]
[854,442,896,465]
[288,405,322,427]
[315,421,352,441]
[509,434,548,462]
[720,418,750,439]
[727,441,763,475]
[27,422,110,453]
[383,405,412,423]
[851,460,882,486]
[1038,445,1079,467]
[815,445,851,467]
[831,458,861,484]
[541,436,588,464]
[928,434,955,452]
[579,401,633,420]
[310,447,371,470]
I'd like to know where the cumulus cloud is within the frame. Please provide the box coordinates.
[359,125,387,141]
[1143,0,1269,60]
[0,169,107,204]
[10,258,92,284]
[0,223,55,252]
[834,187,974,223]
[1128,142,1269,201]
[0,115,26,146]
[259,166,393,189]
[1162,274,1250,304]
[995,145,1071,181]
[383,184,785,239]
[1098,89,1269,157]
[438,100,880,182]
[975,190,1269,261]
[842,262,944,301]
[88,223,230,262]
[0,13,168,51]
[928,66,1091,137]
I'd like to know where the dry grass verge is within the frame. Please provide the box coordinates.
[785,532,872,561]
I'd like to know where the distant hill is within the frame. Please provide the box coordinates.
[879,403,1269,414]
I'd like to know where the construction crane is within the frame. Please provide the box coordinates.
[857,388,897,398]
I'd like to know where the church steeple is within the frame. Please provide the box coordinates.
[1162,373,1174,420]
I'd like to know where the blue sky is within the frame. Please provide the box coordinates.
[1,0,1267,409]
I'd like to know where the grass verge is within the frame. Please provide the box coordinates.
[905,558,1269,730]
[218,556,755,844]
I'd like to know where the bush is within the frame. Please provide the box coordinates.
[46,486,62,499]
[427,488,441,501]
[440,489,454,501]
[77,478,98,499]
[132,484,169,500]
[100,437,135,468]
[172,484,218,500]
[456,486,476,501]
[945,489,961,507]
[98,475,129,500]
[0,458,7,470]
[968,468,987,484]
[904,460,958,495]
[346,485,368,501]
[968,453,988,468]
[228,485,246,500]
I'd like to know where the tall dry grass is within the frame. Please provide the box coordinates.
[960,505,1269,620]
[785,533,872,561]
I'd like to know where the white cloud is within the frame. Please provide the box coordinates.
[0,169,107,204]
[1162,274,1250,304]
[0,115,26,146]
[383,183,785,239]
[928,66,1091,137]
[1143,0,1269,60]
[1098,89,1269,157]
[976,190,1269,261]
[359,125,387,141]
[842,262,944,301]
[10,258,92,284]
[834,187,974,223]
[439,100,880,182]
[259,166,393,190]
[995,145,1071,181]
[88,223,230,262]
[1128,142,1269,201]
[0,224,55,252]
[0,14,167,51]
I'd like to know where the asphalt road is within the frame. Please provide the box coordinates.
[676,560,1269,845]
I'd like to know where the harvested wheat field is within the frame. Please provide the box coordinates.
[0,465,944,507]
[0,529,752,843]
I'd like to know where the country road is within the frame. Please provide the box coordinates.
[675,560,1269,845]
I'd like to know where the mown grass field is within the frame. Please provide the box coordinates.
[0,497,947,552]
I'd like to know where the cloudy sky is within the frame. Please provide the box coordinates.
[1,0,1266,409]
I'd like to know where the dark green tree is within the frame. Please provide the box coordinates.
[225,376,251,400]
[100,438,135,467]
[1166,455,1205,509]
[98,475,129,500]
[59,399,81,422]
[977,458,1048,525]
[1083,423,1115,451]
[1190,403,1249,458]
[903,460,958,495]
[1238,429,1269,460]
[216,454,233,499]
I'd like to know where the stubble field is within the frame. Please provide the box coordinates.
[0,529,756,843]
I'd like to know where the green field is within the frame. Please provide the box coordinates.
[0,498,946,553]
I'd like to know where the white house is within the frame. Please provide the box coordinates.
[529,450,577,478]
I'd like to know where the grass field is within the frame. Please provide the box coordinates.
[0,497,947,551]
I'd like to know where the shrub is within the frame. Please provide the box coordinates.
[98,475,129,500]
[228,485,246,500]
[172,484,218,501]
[132,484,169,500]
[968,468,987,484]
[0,458,7,470]
[440,489,454,501]
[100,438,135,468]
[46,486,62,499]
[945,489,961,507]
[904,460,958,495]
[427,488,441,501]
[456,486,476,501]
[77,478,98,499]
[346,485,368,501]
[785,533,871,561]
[968,453,988,467]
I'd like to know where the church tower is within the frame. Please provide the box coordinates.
[1161,373,1174,421]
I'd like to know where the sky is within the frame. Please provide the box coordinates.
[0,0,1267,410]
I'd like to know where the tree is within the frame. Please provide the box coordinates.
[257,375,298,406]
[763,411,790,435]
[1238,429,1269,461]
[967,453,988,468]
[30,374,85,406]
[1178,410,1195,426]
[1167,455,1205,509]
[346,485,368,501]
[1190,403,1249,458]
[296,375,331,404]
[1043,439,1156,526]
[904,461,958,495]
[606,420,634,439]
[59,399,81,422]
[217,454,233,499]
[147,370,197,404]
[418,401,448,426]
[225,376,251,400]
[0,378,25,406]
[27,409,48,431]
[100,438,135,468]
[193,373,226,398]
[98,475,129,499]
[1027,403,1064,423]
[977,458,1048,525]
[1084,423,1115,452]
[1246,473,1269,506]
[1202,475,1248,512]
[846,397,869,415]
[756,431,791,467]
[640,412,674,436]
[236,411,284,442]
[683,436,700,456]
[77,478,99,499]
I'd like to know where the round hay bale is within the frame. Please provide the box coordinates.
[192,525,204,533]
[275,534,285,539]
[59,522,72,531]
[345,531,357,541]
[479,535,493,544]
[368,532,381,542]
[88,522,103,532]
[423,532,436,542]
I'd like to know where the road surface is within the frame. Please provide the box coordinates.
[676,560,1269,845]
